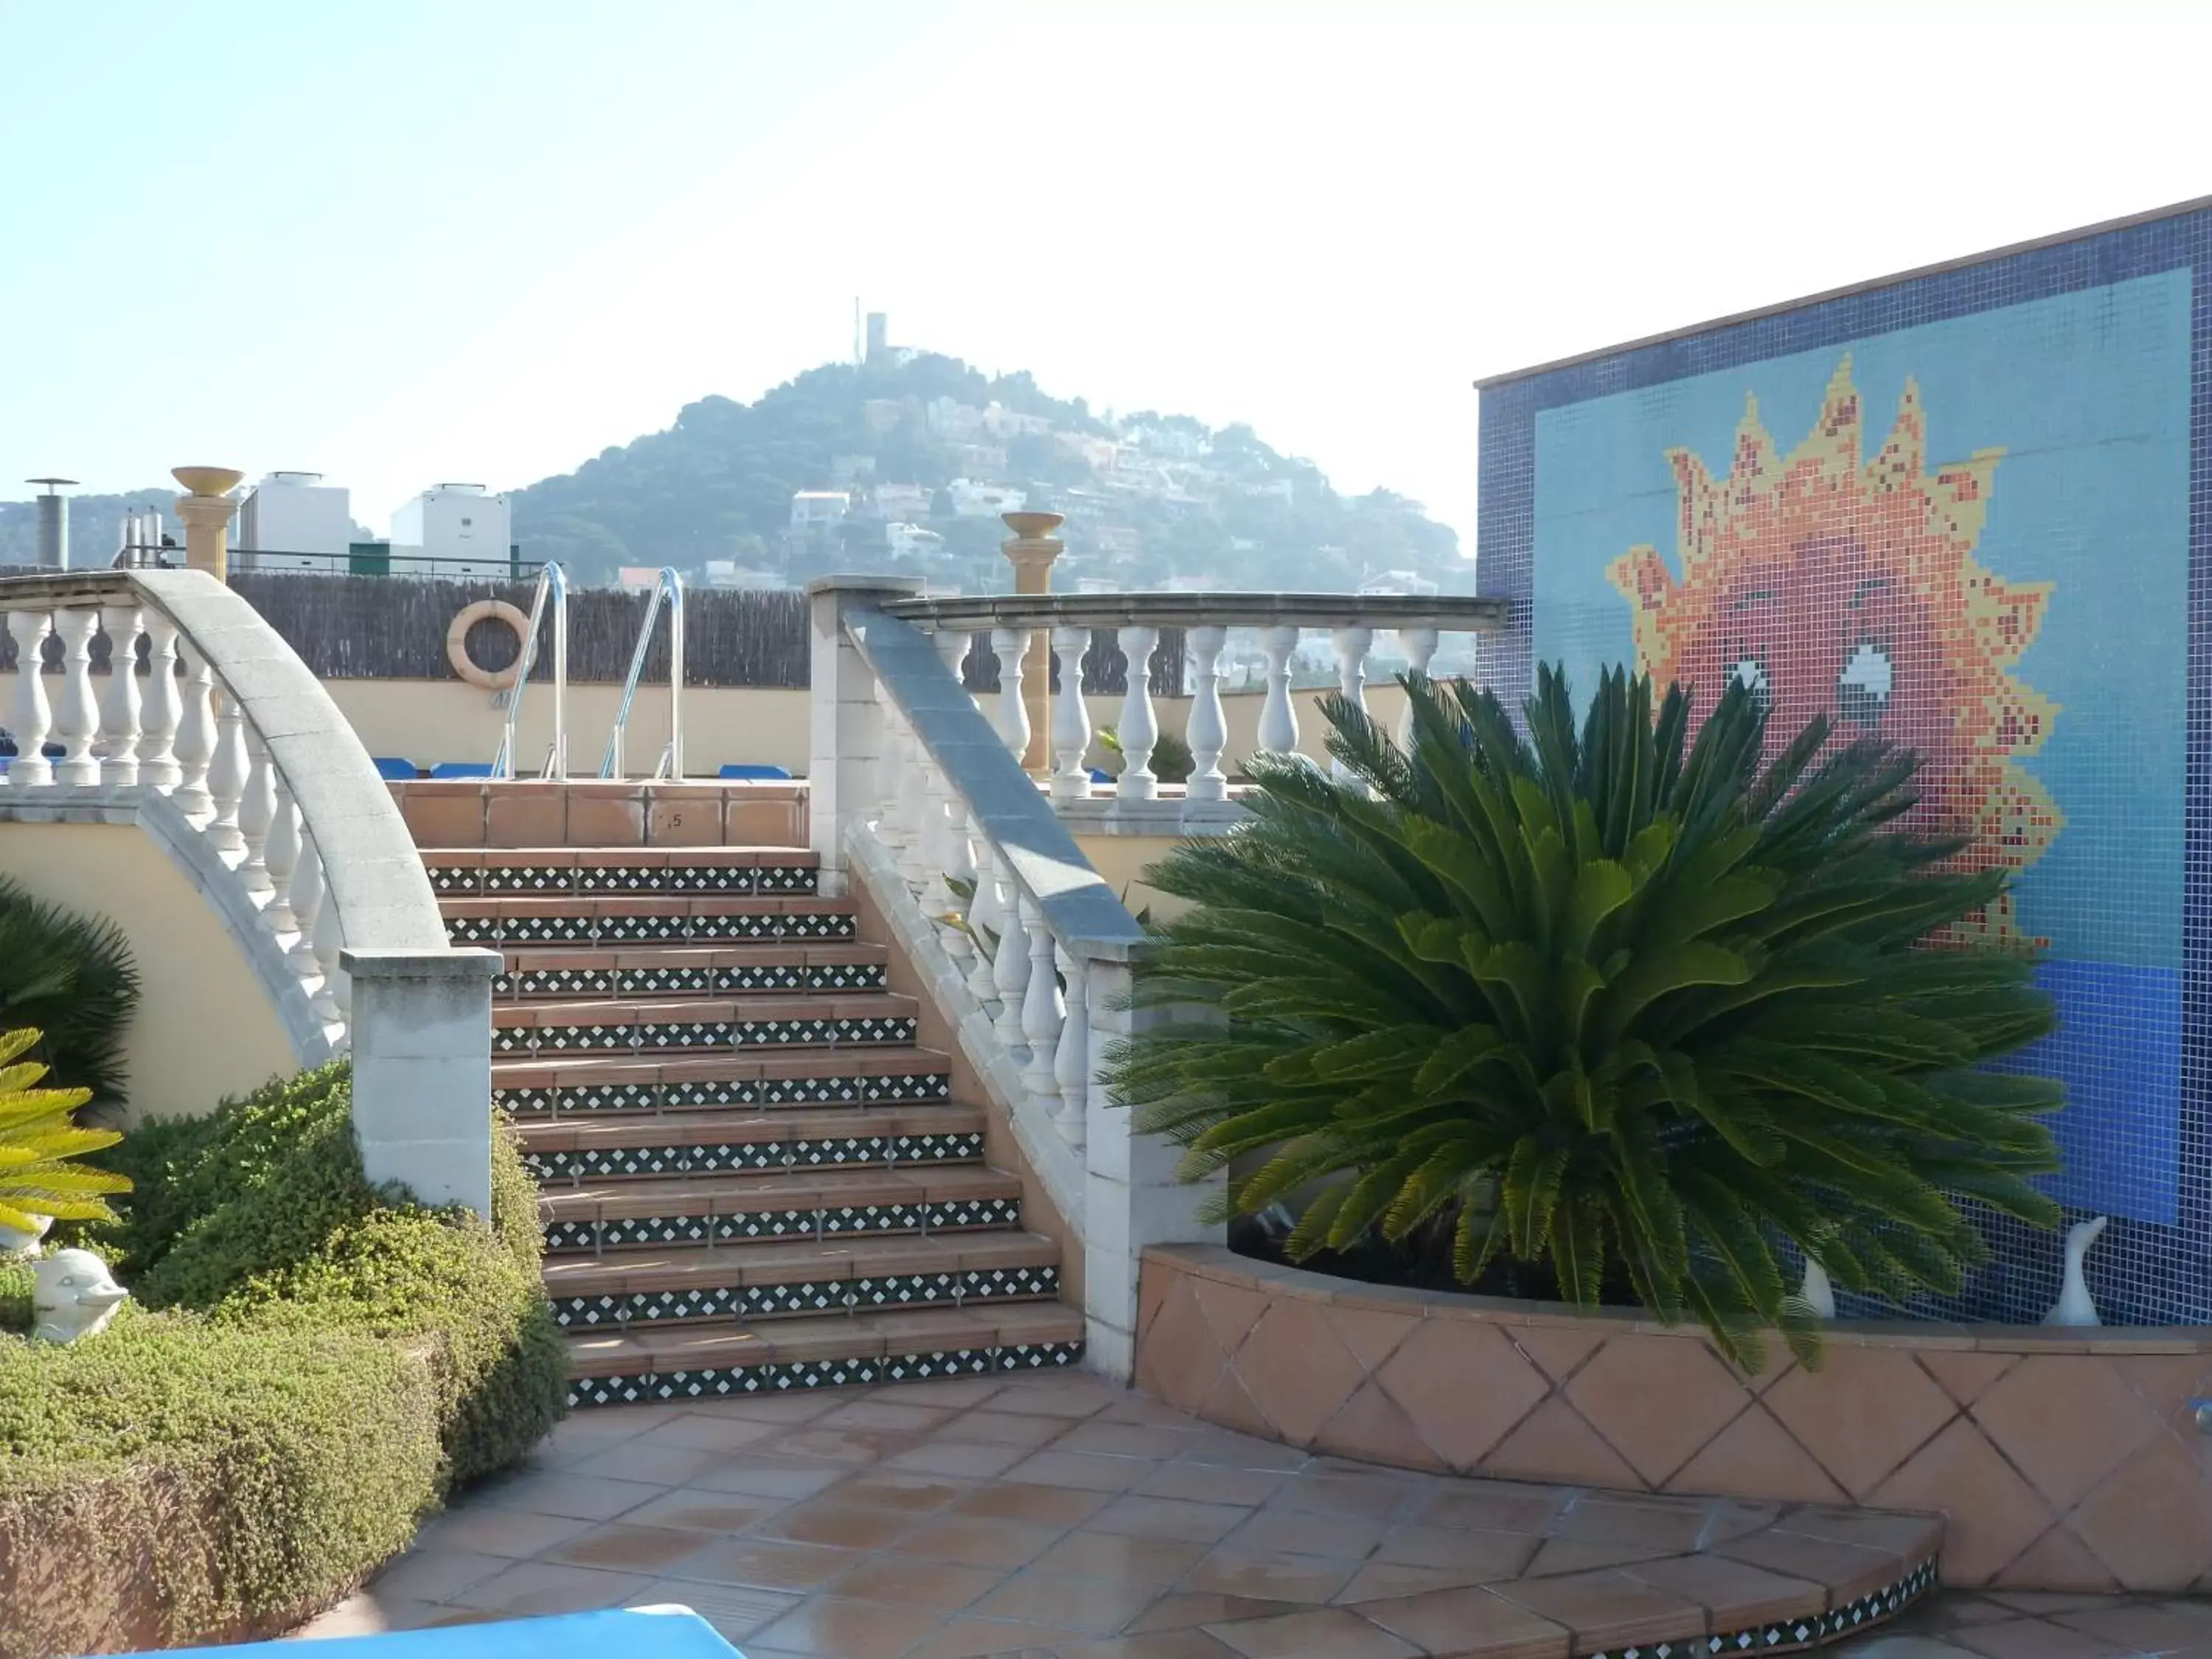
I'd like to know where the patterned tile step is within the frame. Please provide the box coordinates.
[540,1231,1061,1328]
[442,894,856,946]
[494,942,888,1001]
[562,1301,1085,1406]
[423,846,817,897]
[491,992,918,1055]
[538,1165,1023,1252]
[493,1048,953,1115]
[515,1104,987,1180]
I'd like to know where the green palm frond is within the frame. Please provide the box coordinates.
[0,875,142,1105]
[1105,662,2062,1370]
[0,1023,131,1237]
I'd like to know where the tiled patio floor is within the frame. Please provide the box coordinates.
[1841,1591,2212,1655]
[291,1371,1969,1658]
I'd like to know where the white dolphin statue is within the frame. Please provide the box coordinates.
[30,1248,130,1344]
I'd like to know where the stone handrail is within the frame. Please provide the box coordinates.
[884,590,1507,801]
[0,568,495,1213]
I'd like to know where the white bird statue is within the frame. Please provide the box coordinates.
[2044,1215,2109,1327]
[0,1214,52,1258]
[1797,1256,1836,1320]
[30,1248,130,1344]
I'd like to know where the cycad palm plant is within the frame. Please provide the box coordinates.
[0,1025,131,1239]
[0,875,139,1105]
[1110,664,2063,1367]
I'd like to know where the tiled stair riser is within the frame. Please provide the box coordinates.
[543,1194,1023,1252]
[1573,1559,1938,1658]
[495,1068,953,1115]
[448,910,855,946]
[549,1263,1062,1328]
[492,1012,917,1054]
[496,961,887,998]
[521,1130,987,1180]
[425,861,818,897]
[568,1340,1085,1408]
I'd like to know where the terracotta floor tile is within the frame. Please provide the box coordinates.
[748,1593,953,1659]
[1355,1584,1574,1659]
[1049,1632,1244,1659]
[1944,1618,2144,1658]
[1550,1492,1710,1551]
[1332,1563,1489,1603]
[543,1523,720,1573]
[686,1455,855,1500]
[892,1515,1066,1569]
[1004,1449,1159,1492]
[942,1410,1083,1448]
[879,1377,1011,1408]
[990,1378,1125,1417]
[1220,1508,1387,1561]
[1371,1524,1540,1578]
[622,1579,801,1639]
[632,1412,788,1453]
[2053,1601,2212,1651]
[663,1537,863,1590]
[1274,1470,1430,1520]
[615,1489,793,1534]
[906,1613,1079,1656]
[1029,1530,1211,1585]
[1415,1483,1573,1536]
[1625,1551,1826,1630]
[1203,1604,1422,1658]
[757,1499,921,1550]
[1519,1537,1671,1577]
[688,1390,844,1425]
[566,1441,730,1486]
[768,1426,928,1463]
[1088,1495,1255,1544]
[1100,1395,1220,1429]
[1715,1529,1906,1604]
[1180,1549,1363,1603]
[1125,1594,1308,1634]
[1178,1432,1312,1472]
[831,1554,1007,1612]
[967,1570,1172,1635]
[414,1506,599,1559]
[818,1398,961,1433]
[363,1546,515,1604]
[953,1481,1118,1527]
[1055,1421,1213,1460]
[479,1470,669,1523]
[832,1472,976,1514]
[890,1439,1037,1479]
[447,1560,660,1616]
[1136,1464,1295,1507]
[1487,1568,1707,1651]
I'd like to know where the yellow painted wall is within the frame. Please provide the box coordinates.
[1071,835,1192,924]
[0,823,299,1124]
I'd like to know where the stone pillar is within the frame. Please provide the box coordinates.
[172,467,244,582]
[341,946,504,1217]
[1079,939,1223,1379]
[1000,511,1065,776]
[806,574,922,897]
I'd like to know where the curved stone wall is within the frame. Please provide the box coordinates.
[1136,1244,2212,1593]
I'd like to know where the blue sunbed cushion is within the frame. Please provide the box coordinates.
[148,1604,742,1658]
[718,764,793,780]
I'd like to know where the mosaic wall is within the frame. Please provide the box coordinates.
[1477,205,2212,1324]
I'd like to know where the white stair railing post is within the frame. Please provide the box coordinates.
[990,627,1031,764]
[206,688,251,855]
[1049,625,1093,801]
[930,627,976,964]
[1020,894,1062,1110]
[992,859,1030,1048]
[1053,945,1088,1149]
[172,643,218,822]
[238,729,278,899]
[1185,623,1228,801]
[1113,625,1161,800]
[964,848,1004,1006]
[49,608,101,786]
[137,613,183,791]
[895,711,934,889]
[1256,624,1301,759]
[1329,625,1375,785]
[97,603,142,787]
[1398,625,1440,751]
[6,611,54,789]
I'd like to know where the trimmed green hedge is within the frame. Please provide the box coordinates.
[0,1063,565,1657]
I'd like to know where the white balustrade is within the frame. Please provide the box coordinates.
[312,891,347,1031]
[172,644,218,821]
[1113,625,1161,801]
[1052,945,1088,1148]
[1399,626,1440,750]
[1256,624,1301,759]
[1049,626,1092,801]
[238,731,277,898]
[138,614,183,790]
[1185,625,1228,801]
[1329,625,1374,785]
[97,605,142,787]
[1020,895,1062,1108]
[991,853,1029,1047]
[285,830,326,979]
[894,711,933,888]
[963,853,1003,1006]
[263,779,302,933]
[206,691,251,856]
[990,627,1030,762]
[7,611,53,789]
[50,609,100,786]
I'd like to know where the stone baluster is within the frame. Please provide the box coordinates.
[874,704,912,850]
[992,862,1030,1048]
[1049,625,1092,801]
[1398,626,1440,751]
[6,611,54,789]
[1185,624,1229,801]
[930,628,975,956]
[991,627,1032,765]
[206,689,251,855]
[964,847,1004,1006]
[1114,625,1161,801]
[312,888,347,1029]
[1020,895,1062,1109]
[1329,626,1375,785]
[287,832,326,978]
[1053,946,1088,1148]
[172,643,218,822]
[263,779,303,934]
[137,613,184,791]
[49,609,101,786]
[1256,625,1301,759]
[238,730,278,898]
[895,714,934,889]
[97,603,142,787]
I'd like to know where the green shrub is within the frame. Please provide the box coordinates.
[1100,724,1196,785]
[0,1062,564,1654]
[0,876,140,1106]
[1110,665,2064,1368]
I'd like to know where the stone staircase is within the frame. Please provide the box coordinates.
[406,804,1083,1410]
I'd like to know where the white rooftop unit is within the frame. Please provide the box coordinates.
[389,483,512,579]
[237,472,353,574]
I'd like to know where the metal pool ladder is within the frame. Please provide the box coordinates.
[600,566,684,781]
[492,560,568,779]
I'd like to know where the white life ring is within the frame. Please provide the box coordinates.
[445,599,532,691]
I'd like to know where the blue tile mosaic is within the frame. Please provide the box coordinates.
[1477,201,2212,1324]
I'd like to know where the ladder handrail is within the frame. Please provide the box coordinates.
[492,561,568,780]
[599,566,684,781]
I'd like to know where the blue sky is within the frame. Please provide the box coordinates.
[6,1,2212,542]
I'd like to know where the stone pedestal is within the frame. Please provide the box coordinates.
[806,574,924,895]
[1001,511,1065,775]
[342,945,504,1217]
[172,467,243,582]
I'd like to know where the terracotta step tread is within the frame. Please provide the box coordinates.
[498,943,886,971]
[425,846,815,867]
[538,1165,1020,1221]
[515,1102,986,1150]
[493,1046,951,1087]
[540,1230,1058,1293]
[441,895,847,918]
[565,1300,1087,1377]
[494,992,916,1026]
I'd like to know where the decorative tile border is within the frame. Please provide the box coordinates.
[446,908,857,946]
[549,1263,1060,1327]
[495,1068,953,1115]
[566,1338,1083,1408]
[495,961,886,999]
[543,1194,1022,1251]
[426,861,818,897]
[490,1013,916,1055]
[1579,1559,1935,1658]
[522,1130,986,1180]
